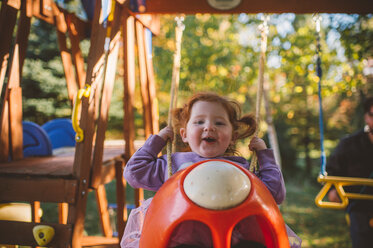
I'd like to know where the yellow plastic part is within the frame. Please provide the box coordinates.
[0,203,32,222]
[32,225,55,246]
[71,85,91,142]
[315,175,373,210]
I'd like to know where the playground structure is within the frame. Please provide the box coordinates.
[0,0,372,247]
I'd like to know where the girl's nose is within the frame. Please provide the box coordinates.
[203,123,215,131]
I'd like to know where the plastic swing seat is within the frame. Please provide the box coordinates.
[139,159,290,248]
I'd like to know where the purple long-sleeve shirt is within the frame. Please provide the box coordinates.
[124,134,285,204]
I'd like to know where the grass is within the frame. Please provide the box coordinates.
[40,177,351,247]
[281,179,350,248]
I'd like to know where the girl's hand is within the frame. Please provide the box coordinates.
[248,136,267,151]
[158,126,174,141]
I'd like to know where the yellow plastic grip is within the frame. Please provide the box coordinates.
[315,177,349,210]
[72,85,91,142]
[315,175,373,210]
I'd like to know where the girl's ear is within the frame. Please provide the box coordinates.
[180,128,188,143]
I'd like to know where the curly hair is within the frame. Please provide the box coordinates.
[172,92,256,155]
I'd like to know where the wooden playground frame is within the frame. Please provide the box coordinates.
[0,0,372,247]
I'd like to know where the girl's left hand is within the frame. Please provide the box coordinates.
[248,136,267,151]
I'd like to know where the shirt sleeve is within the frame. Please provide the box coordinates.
[326,138,349,176]
[256,149,286,204]
[123,135,168,191]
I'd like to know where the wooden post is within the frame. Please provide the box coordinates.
[136,20,153,138]
[66,13,86,89]
[123,11,144,207]
[54,7,78,103]
[0,3,18,161]
[70,0,105,246]
[144,28,159,134]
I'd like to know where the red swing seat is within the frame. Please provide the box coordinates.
[139,159,290,248]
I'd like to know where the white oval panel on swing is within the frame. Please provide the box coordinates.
[183,160,251,210]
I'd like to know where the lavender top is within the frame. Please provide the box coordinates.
[124,135,286,204]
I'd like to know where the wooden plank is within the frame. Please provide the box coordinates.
[31,0,54,24]
[123,12,136,160]
[7,1,31,89]
[91,1,123,189]
[0,176,77,203]
[81,236,118,246]
[59,202,68,224]
[67,12,86,89]
[6,4,31,160]
[0,3,17,97]
[5,0,21,10]
[134,0,373,14]
[55,10,78,103]
[115,159,126,241]
[135,14,160,36]
[70,0,106,246]
[144,29,159,134]
[0,98,9,161]
[136,20,152,138]
[8,87,23,159]
[31,201,41,222]
[95,185,113,237]
[0,220,72,247]
[123,11,144,208]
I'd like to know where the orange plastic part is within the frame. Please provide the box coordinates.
[139,159,290,248]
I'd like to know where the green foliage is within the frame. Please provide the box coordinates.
[22,20,71,125]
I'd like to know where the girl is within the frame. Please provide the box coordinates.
[121,92,301,248]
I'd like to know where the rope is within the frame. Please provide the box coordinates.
[250,15,269,172]
[167,16,185,178]
[313,14,327,176]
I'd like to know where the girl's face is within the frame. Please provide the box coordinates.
[180,101,233,158]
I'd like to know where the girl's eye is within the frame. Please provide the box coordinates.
[194,120,204,125]
[216,121,225,126]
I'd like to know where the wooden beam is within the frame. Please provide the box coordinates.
[132,0,373,14]
[70,0,107,246]
[0,3,17,95]
[123,12,136,160]
[136,20,153,138]
[67,13,87,89]
[144,29,159,134]
[6,3,31,160]
[135,14,160,36]
[0,177,78,203]
[8,87,23,159]
[0,220,72,247]
[95,185,113,237]
[115,159,126,241]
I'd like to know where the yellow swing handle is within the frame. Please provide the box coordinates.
[71,85,91,142]
[315,175,373,210]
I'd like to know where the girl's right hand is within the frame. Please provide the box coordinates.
[158,126,174,141]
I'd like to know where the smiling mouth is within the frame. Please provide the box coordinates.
[202,137,216,143]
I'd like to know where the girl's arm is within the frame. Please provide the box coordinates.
[249,137,286,204]
[256,149,286,204]
[123,134,169,191]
